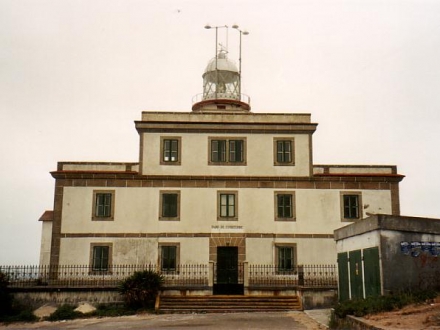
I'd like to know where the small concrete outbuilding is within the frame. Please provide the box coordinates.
[334,214,440,301]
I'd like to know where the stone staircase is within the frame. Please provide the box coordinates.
[158,295,302,313]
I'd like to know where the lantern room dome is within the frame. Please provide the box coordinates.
[192,50,250,113]
[204,52,238,74]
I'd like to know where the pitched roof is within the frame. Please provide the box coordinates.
[39,210,54,222]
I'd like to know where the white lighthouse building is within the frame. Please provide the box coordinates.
[39,26,403,296]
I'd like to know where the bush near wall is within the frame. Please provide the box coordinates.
[118,270,164,309]
[0,271,37,323]
[0,271,13,317]
[334,290,438,319]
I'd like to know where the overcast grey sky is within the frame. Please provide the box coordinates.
[1,0,440,264]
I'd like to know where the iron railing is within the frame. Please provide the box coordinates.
[192,93,251,105]
[301,264,338,286]
[161,264,209,286]
[213,263,244,285]
[0,264,336,289]
[0,264,209,288]
[249,264,337,287]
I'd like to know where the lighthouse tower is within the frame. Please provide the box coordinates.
[192,26,250,112]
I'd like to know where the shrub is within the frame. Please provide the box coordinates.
[0,275,38,323]
[334,290,438,319]
[4,309,38,323]
[0,271,12,317]
[45,304,82,321]
[90,303,136,317]
[119,270,164,309]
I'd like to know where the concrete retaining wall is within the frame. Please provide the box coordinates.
[12,286,337,310]
[12,289,122,309]
[300,288,338,310]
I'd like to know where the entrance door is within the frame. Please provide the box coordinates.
[214,247,243,295]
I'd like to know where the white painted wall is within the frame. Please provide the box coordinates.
[216,237,337,265]
[335,231,381,253]
[59,237,158,265]
[294,238,338,264]
[58,236,336,266]
[61,187,392,235]
[141,133,311,177]
[58,237,208,265]
[39,221,52,265]
[58,185,390,265]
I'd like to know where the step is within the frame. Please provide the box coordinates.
[160,296,300,301]
[158,295,302,313]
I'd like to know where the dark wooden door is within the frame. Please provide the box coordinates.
[214,247,243,295]
[217,247,238,284]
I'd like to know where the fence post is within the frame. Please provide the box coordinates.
[49,264,58,282]
[298,265,304,286]
[243,261,249,288]
[208,261,214,287]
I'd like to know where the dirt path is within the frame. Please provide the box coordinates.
[363,302,440,329]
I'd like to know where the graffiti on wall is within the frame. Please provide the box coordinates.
[401,241,440,289]
[400,241,440,258]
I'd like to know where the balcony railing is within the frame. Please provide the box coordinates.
[192,93,251,105]
[0,264,337,289]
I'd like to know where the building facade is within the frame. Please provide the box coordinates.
[39,45,404,294]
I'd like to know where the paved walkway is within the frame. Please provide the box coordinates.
[0,310,331,329]
[304,309,331,328]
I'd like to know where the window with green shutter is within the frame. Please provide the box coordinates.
[209,138,246,165]
[161,246,177,272]
[277,246,295,272]
[274,138,295,166]
[92,246,110,271]
[92,191,115,220]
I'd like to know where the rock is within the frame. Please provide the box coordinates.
[33,304,57,319]
[74,302,96,314]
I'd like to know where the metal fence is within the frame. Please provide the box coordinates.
[249,264,337,287]
[161,264,209,286]
[0,264,336,289]
[0,264,209,288]
[301,264,338,286]
[213,263,245,285]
